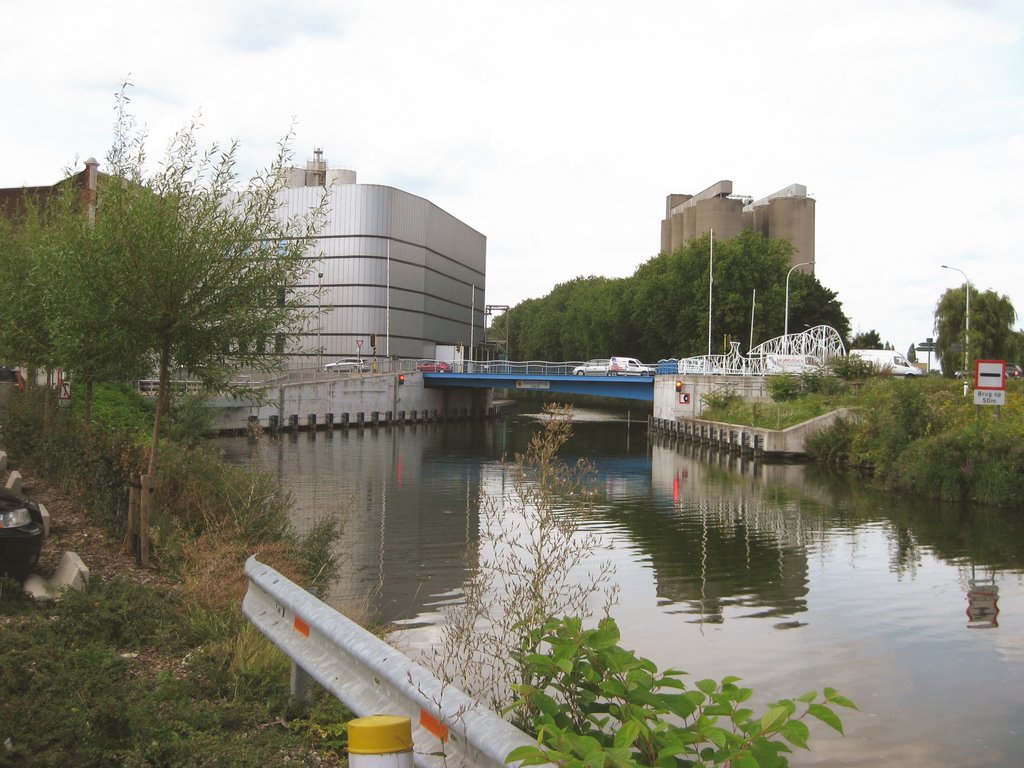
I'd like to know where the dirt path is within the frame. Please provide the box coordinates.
[15,467,171,588]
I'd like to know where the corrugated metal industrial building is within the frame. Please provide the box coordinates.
[280,153,486,369]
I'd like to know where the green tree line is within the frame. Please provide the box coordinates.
[492,231,851,362]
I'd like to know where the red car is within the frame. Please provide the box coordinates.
[417,361,452,373]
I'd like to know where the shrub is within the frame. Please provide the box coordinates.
[805,416,856,467]
[507,616,855,767]
[701,388,743,411]
[799,369,845,396]
[169,391,216,448]
[767,375,802,402]
[828,356,874,380]
[892,420,1024,506]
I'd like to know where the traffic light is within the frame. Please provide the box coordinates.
[675,380,683,393]
[397,374,405,385]
[370,333,377,348]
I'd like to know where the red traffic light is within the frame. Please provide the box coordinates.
[398,374,405,385]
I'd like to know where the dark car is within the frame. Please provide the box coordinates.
[0,487,47,581]
[417,360,452,373]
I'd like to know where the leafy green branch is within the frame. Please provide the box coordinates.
[505,616,856,767]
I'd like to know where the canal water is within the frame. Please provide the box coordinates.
[220,404,1024,767]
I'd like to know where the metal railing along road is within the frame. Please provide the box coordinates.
[242,556,547,768]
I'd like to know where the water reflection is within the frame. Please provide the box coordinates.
[220,410,1024,768]
[220,419,1024,630]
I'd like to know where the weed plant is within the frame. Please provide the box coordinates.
[428,404,618,721]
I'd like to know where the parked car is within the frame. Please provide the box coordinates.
[607,356,654,376]
[0,366,18,384]
[0,487,47,581]
[417,360,452,373]
[324,357,369,373]
[572,358,610,376]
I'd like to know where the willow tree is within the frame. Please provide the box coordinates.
[934,285,1016,376]
[96,85,328,479]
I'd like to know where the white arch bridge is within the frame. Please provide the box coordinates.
[675,325,846,376]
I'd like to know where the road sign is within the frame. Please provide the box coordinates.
[975,360,1006,391]
[58,380,72,406]
[974,389,1005,406]
[356,339,363,349]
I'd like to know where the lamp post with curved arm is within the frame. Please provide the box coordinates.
[784,261,815,352]
[941,264,971,391]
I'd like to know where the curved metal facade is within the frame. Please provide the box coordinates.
[280,184,486,367]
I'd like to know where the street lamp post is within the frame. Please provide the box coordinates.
[784,261,815,353]
[317,272,323,370]
[941,264,971,388]
[707,229,714,358]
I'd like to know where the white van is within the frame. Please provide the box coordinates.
[608,357,653,376]
[849,349,923,377]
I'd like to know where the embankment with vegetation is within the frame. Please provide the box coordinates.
[0,384,352,767]
[699,364,1024,509]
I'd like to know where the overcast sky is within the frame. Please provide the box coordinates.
[3,1,1021,359]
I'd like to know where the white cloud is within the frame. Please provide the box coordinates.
[2,0,1021,356]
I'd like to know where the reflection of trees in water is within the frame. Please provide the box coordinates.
[656,438,1024,576]
[889,524,920,579]
[592,491,812,624]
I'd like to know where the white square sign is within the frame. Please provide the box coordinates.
[974,389,1005,406]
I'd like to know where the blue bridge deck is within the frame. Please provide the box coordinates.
[421,372,655,401]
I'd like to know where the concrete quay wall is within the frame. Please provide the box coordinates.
[652,374,774,422]
[209,372,493,433]
[649,407,854,460]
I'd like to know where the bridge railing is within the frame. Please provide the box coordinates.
[466,360,581,376]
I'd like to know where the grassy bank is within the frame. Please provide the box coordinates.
[699,373,1024,508]
[0,385,352,767]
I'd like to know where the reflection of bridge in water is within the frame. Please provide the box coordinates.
[580,443,835,625]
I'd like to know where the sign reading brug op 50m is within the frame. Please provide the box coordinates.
[974,360,1006,406]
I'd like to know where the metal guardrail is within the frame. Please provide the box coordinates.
[242,556,547,768]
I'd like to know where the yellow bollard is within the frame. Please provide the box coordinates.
[348,715,414,767]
